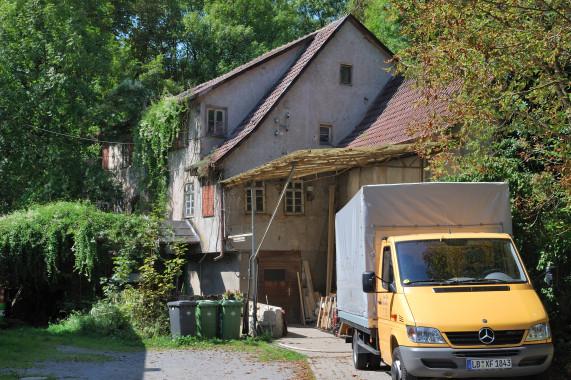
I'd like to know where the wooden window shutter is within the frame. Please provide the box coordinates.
[202,183,215,217]
[102,144,110,170]
[128,144,134,165]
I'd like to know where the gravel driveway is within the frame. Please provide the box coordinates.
[5,346,308,380]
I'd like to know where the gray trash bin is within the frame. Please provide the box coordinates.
[167,300,197,338]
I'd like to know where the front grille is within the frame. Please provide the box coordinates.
[446,330,524,346]
[454,349,520,358]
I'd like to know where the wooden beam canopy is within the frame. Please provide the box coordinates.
[221,144,419,187]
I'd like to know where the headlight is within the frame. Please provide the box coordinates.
[406,325,446,344]
[525,322,550,341]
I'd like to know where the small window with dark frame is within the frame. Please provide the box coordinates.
[285,180,304,215]
[319,124,333,145]
[245,181,265,213]
[207,107,226,135]
[121,143,133,168]
[340,64,352,85]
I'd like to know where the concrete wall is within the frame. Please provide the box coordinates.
[222,21,394,178]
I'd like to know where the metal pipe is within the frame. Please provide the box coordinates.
[251,163,296,334]
[214,184,225,261]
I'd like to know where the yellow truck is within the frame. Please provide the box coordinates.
[335,183,553,379]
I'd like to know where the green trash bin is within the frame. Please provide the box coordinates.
[196,300,219,339]
[220,300,243,340]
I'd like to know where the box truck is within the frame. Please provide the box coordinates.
[335,183,553,379]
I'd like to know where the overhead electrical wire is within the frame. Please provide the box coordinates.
[32,126,136,145]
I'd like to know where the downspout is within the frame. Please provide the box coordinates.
[214,183,225,261]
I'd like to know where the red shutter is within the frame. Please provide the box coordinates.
[202,183,215,217]
[102,144,109,170]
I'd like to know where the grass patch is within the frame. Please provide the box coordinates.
[0,326,143,370]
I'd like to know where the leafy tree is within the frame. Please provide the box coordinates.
[348,0,408,53]
[0,0,123,213]
[392,0,570,361]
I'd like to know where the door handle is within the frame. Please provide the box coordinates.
[288,287,291,296]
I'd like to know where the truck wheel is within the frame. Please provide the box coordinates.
[391,347,418,380]
[368,353,381,369]
[352,331,368,370]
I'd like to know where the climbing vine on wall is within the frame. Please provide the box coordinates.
[135,95,188,213]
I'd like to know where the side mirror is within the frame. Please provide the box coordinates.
[545,266,557,288]
[362,271,376,293]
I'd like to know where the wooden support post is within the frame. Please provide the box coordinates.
[303,260,317,311]
[326,184,335,296]
[297,271,305,325]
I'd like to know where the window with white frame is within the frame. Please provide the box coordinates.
[245,181,265,213]
[340,64,352,85]
[184,182,195,217]
[285,180,304,214]
[319,124,333,145]
[206,107,226,135]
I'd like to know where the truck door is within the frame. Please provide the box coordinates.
[378,245,396,362]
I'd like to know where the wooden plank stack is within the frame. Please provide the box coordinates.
[316,294,336,330]
[298,260,319,323]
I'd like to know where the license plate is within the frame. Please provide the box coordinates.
[467,358,512,370]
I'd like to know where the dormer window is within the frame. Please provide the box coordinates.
[340,64,352,85]
[207,107,226,135]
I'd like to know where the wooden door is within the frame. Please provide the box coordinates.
[257,250,301,324]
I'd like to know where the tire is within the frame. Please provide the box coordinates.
[352,330,368,370]
[391,347,418,380]
[368,353,381,369]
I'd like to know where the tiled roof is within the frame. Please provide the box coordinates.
[211,14,352,163]
[177,32,317,100]
[339,75,459,148]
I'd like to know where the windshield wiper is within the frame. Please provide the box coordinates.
[404,279,455,286]
[454,278,509,284]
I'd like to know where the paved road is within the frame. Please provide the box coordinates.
[277,325,391,380]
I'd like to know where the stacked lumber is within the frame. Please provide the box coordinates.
[297,260,320,323]
[316,294,336,330]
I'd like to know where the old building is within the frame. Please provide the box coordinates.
[107,14,454,323]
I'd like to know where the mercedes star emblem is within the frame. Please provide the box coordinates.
[478,327,495,344]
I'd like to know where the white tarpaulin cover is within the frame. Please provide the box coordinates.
[335,182,512,321]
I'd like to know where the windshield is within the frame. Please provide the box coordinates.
[395,238,527,286]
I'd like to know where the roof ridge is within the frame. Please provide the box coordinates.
[212,14,352,163]
[177,25,323,100]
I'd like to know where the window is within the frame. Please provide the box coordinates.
[381,247,395,291]
[285,180,304,214]
[340,64,352,85]
[184,183,195,218]
[121,143,133,168]
[202,182,215,217]
[207,108,226,135]
[246,181,265,213]
[319,124,332,145]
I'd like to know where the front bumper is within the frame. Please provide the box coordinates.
[399,343,553,378]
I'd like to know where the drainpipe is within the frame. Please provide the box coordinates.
[214,184,225,261]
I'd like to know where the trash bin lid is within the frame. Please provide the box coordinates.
[168,300,197,307]
[196,300,220,307]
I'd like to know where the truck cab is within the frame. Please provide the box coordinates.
[363,232,553,379]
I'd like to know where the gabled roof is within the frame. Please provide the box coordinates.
[196,14,392,164]
[339,75,460,147]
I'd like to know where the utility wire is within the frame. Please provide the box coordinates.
[32,126,136,145]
